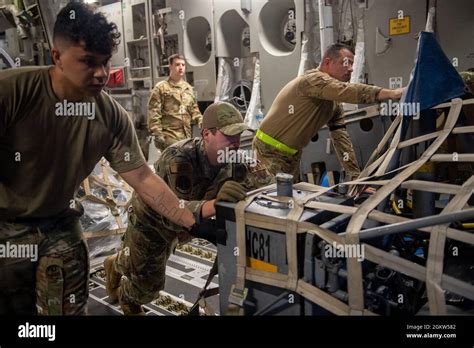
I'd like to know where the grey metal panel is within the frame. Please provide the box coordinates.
[123,0,154,89]
[217,189,319,315]
[218,221,304,315]
[363,0,427,88]
[436,0,474,72]
[123,0,148,42]
[3,28,19,61]
[214,56,256,113]
[165,0,185,47]
[132,89,151,126]
[179,0,217,101]
[300,113,391,182]
[217,219,238,314]
[99,2,126,68]
[213,0,250,58]
[247,0,304,113]
[213,0,303,113]
[36,0,69,51]
[346,114,391,168]
[163,0,216,101]
[300,128,340,181]
[217,189,351,315]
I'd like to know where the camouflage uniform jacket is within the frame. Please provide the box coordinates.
[130,138,272,244]
[460,71,474,94]
[258,69,383,177]
[259,69,383,150]
[148,79,202,145]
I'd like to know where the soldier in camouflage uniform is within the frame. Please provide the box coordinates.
[0,3,200,316]
[0,208,90,315]
[148,54,203,151]
[105,102,272,315]
[253,43,404,182]
[460,71,474,94]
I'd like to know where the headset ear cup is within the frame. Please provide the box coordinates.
[175,174,192,194]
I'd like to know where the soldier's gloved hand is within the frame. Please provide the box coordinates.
[189,219,217,245]
[215,180,247,203]
[154,134,166,149]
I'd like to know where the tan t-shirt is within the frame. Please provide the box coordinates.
[259,69,382,150]
[0,66,146,218]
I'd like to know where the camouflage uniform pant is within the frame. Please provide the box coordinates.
[154,133,188,152]
[0,214,89,315]
[329,129,360,180]
[114,210,176,306]
[252,137,302,183]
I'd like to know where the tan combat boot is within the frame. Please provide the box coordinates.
[120,302,146,316]
[103,255,121,303]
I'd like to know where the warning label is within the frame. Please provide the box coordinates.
[389,16,410,36]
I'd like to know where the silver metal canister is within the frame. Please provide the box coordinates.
[276,173,293,197]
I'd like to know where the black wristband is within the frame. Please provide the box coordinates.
[189,219,217,245]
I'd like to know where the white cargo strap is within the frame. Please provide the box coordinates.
[227,184,273,315]
[426,175,474,314]
[285,199,304,290]
[344,98,462,314]
[222,99,473,317]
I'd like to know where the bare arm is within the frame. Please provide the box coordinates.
[377,87,404,101]
[201,199,216,218]
[120,164,195,229]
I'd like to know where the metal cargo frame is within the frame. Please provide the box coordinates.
[224,97,474,315]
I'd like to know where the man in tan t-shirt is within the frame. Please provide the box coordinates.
[0,2,215,316]
[253,43,404,182]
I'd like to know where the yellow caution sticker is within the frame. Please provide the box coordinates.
[417,161,435,173]
[389,16,410,36]
[246,257,278,273]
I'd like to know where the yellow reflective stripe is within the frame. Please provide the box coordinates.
[246,257,278,273]
[256,129,297,155]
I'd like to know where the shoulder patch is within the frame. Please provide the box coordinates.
[247,160,269,178]
[167,162,194,195]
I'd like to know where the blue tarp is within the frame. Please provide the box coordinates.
[385,31,467,175]
[403,31,466,113]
